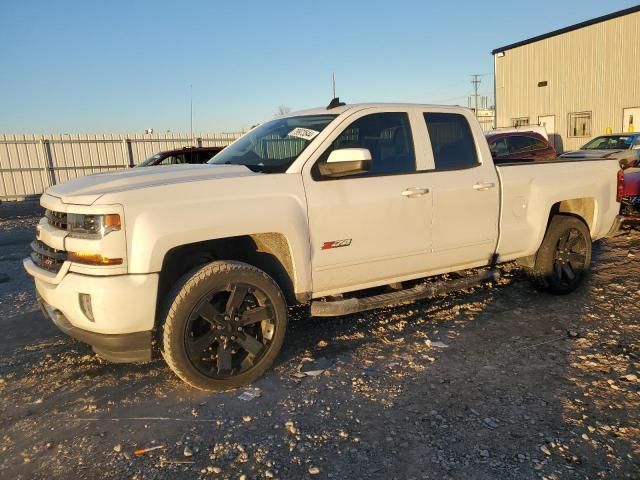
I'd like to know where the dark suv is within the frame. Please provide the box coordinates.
[137,146,224,167]
[486,131,557,164]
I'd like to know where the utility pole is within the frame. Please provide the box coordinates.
[471,74,481,117]
[189,84,193,140]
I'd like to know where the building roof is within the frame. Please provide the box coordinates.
[492,5,640,55]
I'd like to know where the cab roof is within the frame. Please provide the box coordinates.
[288,102,472,117]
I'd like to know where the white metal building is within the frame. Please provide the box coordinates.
[492,6,640,153]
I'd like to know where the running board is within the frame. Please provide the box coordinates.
[310,269,500,317]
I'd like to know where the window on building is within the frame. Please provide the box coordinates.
[568,112,592,137]
[423,112,479,170]
[512,117,529,127]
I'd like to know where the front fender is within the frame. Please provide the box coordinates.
[102,174,312,295]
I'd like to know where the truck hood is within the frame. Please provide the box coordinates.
[46,164,259,205]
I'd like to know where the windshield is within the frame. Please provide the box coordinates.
[137,153,163,167]
[582,135,634,150]
[208,114,337,173]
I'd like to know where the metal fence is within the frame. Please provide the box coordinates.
[0,133,243,200]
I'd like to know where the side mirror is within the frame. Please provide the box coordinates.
[321,148,372,178]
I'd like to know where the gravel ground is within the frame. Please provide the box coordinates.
[0,203,638,480]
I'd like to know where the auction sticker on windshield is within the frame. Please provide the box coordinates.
[288,127,320,141]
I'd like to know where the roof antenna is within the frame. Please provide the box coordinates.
[332,72,336,99]
[327,73,345,110]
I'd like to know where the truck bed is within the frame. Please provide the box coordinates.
[495,157,621,262]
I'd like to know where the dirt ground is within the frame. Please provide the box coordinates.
[0,202,638,480]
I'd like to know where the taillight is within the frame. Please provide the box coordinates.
[616,169,624,202]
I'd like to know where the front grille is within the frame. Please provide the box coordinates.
[30,240,67,273]
[46,209,67,229]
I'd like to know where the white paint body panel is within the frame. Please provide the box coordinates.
[24,103,621,336]
[496,160,620,259]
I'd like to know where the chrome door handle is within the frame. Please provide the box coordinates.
[473,182,496,191]
[402,187,430,198]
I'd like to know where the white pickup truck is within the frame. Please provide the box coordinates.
[24,102,623,391]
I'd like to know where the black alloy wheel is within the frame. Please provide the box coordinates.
[162,261,287,391]
[551,227,588,288]
[530,214,592,294]
[185,283,276,379]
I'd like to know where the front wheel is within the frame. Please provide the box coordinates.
[530,214,592,294]
[162,261,287,391]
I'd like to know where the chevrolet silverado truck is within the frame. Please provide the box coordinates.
[24,101,623,391]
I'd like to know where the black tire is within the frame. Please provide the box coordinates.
[530,214,592,294]
[162,260,287,391]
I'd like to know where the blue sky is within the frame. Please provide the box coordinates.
[0,0,636,133]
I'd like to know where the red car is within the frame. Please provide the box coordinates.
[486,131,557,164]
[619,165,640,229]
[136,146,224,167]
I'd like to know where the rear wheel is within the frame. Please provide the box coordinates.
[530,215,592,294]
[162,261,287,391]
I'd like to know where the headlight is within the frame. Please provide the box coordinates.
[67,213,121,239]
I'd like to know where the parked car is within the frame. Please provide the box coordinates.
[137,146,224,167]
[25,102,621,391]
[486,125,550,141]
[486,131,557,163]
[617,165,640,229]
[559,133,640,164]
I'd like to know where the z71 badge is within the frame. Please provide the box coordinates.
[321,239,352,250]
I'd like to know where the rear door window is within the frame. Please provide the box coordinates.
[489,138,509,157]
[195,151,215,163]
[509,136,547,154]
[158,154,188,165]
[423,113,479,170]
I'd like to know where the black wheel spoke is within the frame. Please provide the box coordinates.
[240,305,273,326]
[561,263,576,281]
[196,302,225,327]
[216,343,232,373]
[558,232,569,250]
[554,261,562,279]
[226,284,249,312]
[188,330,218,357]
[235,333,264,356]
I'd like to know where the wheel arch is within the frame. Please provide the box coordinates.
[156,233,303,324]
[517,199,595,269]
[549,197,596,233]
